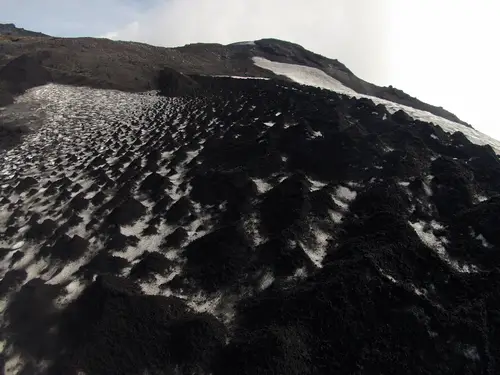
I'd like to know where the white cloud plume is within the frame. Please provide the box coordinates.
[104,0,392,84]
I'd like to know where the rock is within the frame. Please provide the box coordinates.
[42,234,89,261]
[183,225,253,291]
[139,172,170,198]
[79,251,129,279]
[165,197,194,225]
[106,197,146,226]
[25,219,57,240]
[130,251,173,280]
[0,269,27,297]
[260,174,311,236]
[55,275,223,374]
[0,54,52,94]
[14,176,38,192]
[157,67,200,97]
[162,227,188,249]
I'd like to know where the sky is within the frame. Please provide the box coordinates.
[1,0,499,139]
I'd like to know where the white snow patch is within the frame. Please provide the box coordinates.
[4,353,23,375]
[310,130,323,139]
[476,233,493,248]
[423,178,433,196]
[212,75,270,80]
[263,121,275,127]
[115,245,145,263]
[243,212,265,247]
[48,257,90,286]
[57,279,85,305]
[253,57,356,95]
[463,345,480,361]
[141,274,171,296]
[329,210,344,224]
[259,271,275,290]
[120,219,149,237]
[336,185,357,201]
[378,268,397,283]
[292,267,308,279]
[252,178,273,194]
[333,184,357,209]
[475,194,488,203]
[307,177,328,192]
[12,241,24,250]
[231,40,256,46]
[300,228,331,268]
[24,257,50,282]
[410,220,478,273]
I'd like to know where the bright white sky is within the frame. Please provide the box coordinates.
[2,0,499,139]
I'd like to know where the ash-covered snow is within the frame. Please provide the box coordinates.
[0,72,499,374]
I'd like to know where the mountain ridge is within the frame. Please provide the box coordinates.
[0,24,469,127]
[0,23,48,38]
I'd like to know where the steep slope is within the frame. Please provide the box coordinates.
[0,30,468,126]
[0,72,499,374]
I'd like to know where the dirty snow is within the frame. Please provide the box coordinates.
[253,57,500,154]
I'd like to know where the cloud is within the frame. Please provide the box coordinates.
[2,0,143,37]
[104,0,392,84]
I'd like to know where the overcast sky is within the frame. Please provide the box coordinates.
[2,0,499,139]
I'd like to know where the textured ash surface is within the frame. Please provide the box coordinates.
[0,73,499,374]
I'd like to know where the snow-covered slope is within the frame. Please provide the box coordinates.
[253,56,500,154]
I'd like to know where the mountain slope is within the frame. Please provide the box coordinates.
[1,25,500,375]
[0,27,468,126]
[1,72,499,374]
